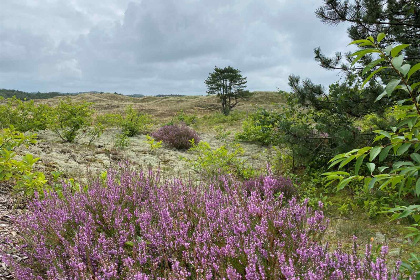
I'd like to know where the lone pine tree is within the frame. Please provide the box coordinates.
[205,66,247,115]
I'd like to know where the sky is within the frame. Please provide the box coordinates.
[0,0,352,95]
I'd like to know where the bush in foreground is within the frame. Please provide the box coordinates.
[2,167,400,279]
[151,123,200,149]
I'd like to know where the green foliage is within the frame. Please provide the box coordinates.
[145,135,162,153]
[236,109,281,145]
[213,125,231,141]
[0,127,47,197]
[114,132,130,150]
[314,0,419,105]
[205,66,247,115]
[87,122,105,146]
[184,141,256,179]
[120,106,153,137]
[199,110,246,128]
[237,96,365,169]
[50,98,93,143]
[324,35,420,263]
[95,113,122,127]
[0,88,67,100]
[0,98,52,132]
[173,110,197,126]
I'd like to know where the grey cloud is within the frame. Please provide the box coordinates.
[0,0,351,94]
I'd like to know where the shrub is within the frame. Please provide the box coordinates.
[120,106,153,137]
[185,141,256,179]
[151,123,200,149]
[0,98,52,132]
[50,98,93,143]
[236,108,281,145]
[243,174,297,200]
[3,167,400,279]
[172,109,197,126]
[0,127,47,197]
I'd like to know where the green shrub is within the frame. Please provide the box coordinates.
[113,132,130,149]
[236,108,281,145]
[120,106,153,137]
[0,98,52,132]
[184,141,256,179]
[323,35,420,274]
[145,135,162,153]
[0,127,47,197]
[50,98,93,143]
[173,109,197,126]
[95,113,122,127]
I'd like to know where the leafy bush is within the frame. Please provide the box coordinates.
[0,127,47,197]
[50,98,93,143]
[172,109,197,126]
[120,106,153,137]
[236,108,281,145]
[151,124,200,149]
[145,135,162,153]
[324,34,420,277]
[185,141,256,179]
[95,113,122,127]
[113,132,130,150]
[4,167,401,279]
[0,98,52,132]
[198,110,246,127]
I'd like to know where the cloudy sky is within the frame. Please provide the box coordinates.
[0,0,351,95]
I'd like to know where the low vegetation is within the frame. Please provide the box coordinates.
[1,15,419,280]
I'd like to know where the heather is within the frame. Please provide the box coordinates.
[151,123,200,149]
[3,166,401,279]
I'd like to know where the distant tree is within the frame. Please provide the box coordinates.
[205,66,247,115]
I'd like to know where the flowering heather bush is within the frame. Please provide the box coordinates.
[151,123,200,149]
[243,174,297,200]
[3,167,401,279]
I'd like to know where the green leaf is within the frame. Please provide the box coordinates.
[391,55,404,69]
[393,161,414,169]
[390,44,410,57]
[329,153,348,163]
[407,62,420,81]
[351,49,381,66]
[369,146,382,161]
[367,163,376,174]
[400,64,411,77]
[368,177,378,189]
[362,58,384,76]
[375,91,389,102]
[377,33,386,43]
[385,79,401,95]
[349,39,373,46]
[384,45,393,56]
[397,143,411,155]
[378,166,389,173]
[355,154,367,176]
[362,67,389,88]
[412,82,420,91]
[337,176,355,191]
[339,155,357,169]
[374,130,392,139]
[379,145,393,162]
[410,153,420,163]
[416,178,420,196]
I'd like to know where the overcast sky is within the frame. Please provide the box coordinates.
[0,0,351,95]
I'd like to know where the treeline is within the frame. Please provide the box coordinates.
[0,89,69,100]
